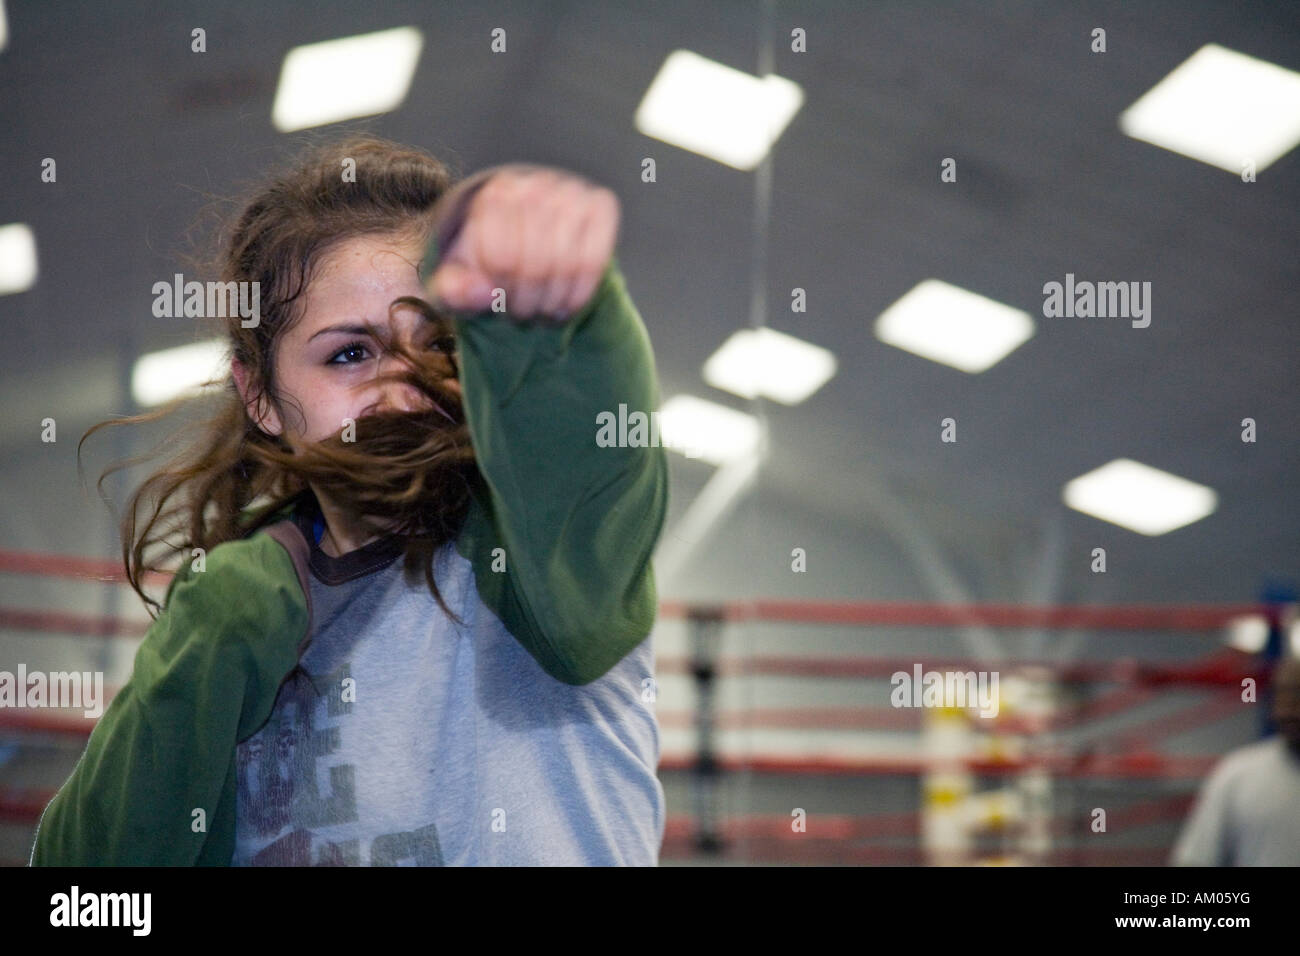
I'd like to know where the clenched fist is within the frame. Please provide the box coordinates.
[426,165,620,322]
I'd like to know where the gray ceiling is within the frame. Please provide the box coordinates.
[2,0,1298,608]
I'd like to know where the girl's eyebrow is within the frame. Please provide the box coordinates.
[308,316,452,343]
[308,323,377,342]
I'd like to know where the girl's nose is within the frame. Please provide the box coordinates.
[376,380,430,413]
[372,352,432,413]
[381,388,424,413]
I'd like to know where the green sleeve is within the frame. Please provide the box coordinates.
[29,534,308,865]
[447,254,670,685]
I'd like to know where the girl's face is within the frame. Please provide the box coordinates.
[238,231,460,448]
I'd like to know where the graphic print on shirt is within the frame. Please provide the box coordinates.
[233,661,445,865]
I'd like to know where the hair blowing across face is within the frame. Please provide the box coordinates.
[81,135,481,623]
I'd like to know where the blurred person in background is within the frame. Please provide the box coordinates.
[1171,654,1300,865]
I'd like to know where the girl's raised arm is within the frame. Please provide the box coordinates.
[427,166,669,684]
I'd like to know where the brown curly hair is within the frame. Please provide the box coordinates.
[80,134,482,624]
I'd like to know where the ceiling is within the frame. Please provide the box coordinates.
[2,0,1298,607]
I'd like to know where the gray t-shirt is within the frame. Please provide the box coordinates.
[231,516,664,866]
[1171,736,1300,866]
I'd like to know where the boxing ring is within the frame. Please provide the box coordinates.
[0,544,1292,865]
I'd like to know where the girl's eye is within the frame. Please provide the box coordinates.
[327,341,369,365]
[328,336,454,365]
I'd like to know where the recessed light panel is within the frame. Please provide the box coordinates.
[703,327,837,404]
[874,280,1034,373]
[1119,43,1300,172]
[1063,458,1218,536]
[635,50,803,170]
[272,27,424,132]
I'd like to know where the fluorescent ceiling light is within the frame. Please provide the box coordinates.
[703,327,837,404]
[874,279,1034,373]
[1119,43,1300,173]
[272,27,423,132]
[635,49,804,170]
[0,222,37,295]
[657,395,762,466]
[0,1,9,52]
[1062,458,1218,536]
[131,338,229,407]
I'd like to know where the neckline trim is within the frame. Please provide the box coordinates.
[290,492,406,586]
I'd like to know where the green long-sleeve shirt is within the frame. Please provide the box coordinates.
[30,190,669,864]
